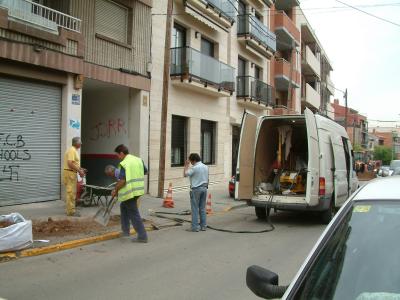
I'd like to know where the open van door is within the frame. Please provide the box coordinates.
[329,135,350,206]
[304,108,320,206]
[235,112,259,200]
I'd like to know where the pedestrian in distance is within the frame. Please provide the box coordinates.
[111,144,148,243]
[63,137,86,217]
[184,153,209,232]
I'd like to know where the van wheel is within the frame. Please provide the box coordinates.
[255,207,267,220]
[321,200,335,224]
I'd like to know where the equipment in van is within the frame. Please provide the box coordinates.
[236,108,359,224]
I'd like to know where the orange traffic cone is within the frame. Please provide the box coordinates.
[206,194,213,214]
[163,182,174,208]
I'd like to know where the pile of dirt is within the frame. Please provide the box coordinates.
[32,216,121,239]
[0,220,14,228]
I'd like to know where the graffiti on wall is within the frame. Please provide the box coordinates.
[0,133,31,182]
[90,118,128,141]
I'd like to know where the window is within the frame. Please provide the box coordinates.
[172,23,186,48]
[201,120,216,165]
[171,116,187,167]
[201,37,214,57]
[254,65,262,80]
[95,0,128,44]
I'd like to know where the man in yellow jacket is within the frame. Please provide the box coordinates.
[111,144,148,243]
[63,137,86,217]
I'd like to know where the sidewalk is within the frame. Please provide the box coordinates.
[0,183,241,259]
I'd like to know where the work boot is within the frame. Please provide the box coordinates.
[131,237,148,243]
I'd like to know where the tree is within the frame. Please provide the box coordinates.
[353,144,363,152]
[373,146,392,165]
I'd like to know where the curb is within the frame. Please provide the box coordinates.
[0,226,154,263]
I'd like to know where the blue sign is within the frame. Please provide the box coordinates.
[72,94,80,105]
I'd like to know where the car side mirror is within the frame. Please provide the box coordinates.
[246,265,288,299]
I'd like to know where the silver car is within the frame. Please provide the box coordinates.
[247,176,400,299]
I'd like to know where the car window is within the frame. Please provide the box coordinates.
[292,201,400,300]
[390,161,400,170]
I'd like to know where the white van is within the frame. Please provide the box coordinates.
[235,108,359,224]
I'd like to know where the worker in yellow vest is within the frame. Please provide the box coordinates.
[111,144,148,243]
[63,137,86,217]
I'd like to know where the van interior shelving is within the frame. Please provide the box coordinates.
[254,117,308,197]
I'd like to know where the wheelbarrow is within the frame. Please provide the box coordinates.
[79,182,116,207]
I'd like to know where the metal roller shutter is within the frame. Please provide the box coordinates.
[95,0,128,43]
[0,76,61,206]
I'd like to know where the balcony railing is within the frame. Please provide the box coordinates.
[274,11,300,44]
[303,83,320,109]
[302,45,320,76]
[275,58,300,83]
[204,0,236,23]
[0,0,81,33]
[237,14,276,52]
[170,47,235,93]
[237,76,274,106]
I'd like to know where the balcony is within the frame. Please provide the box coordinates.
[236,76,275,108]
[274,11,300,50]
[326,74,335,95]
[237,14,276,58]
[0,0,81,33]
[170,47,235,96]
[302,83,320,109]
[302,45,320,77]
[184,0,236,30]
[274,58,300,91]
[275,0,300,10]
[253,0,274,7]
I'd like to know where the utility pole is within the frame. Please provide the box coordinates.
[158,0,173,198]
[344,88,348,130]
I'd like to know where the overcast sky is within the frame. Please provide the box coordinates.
[299,0,400,122]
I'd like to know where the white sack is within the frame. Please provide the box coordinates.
[0,213,33,252]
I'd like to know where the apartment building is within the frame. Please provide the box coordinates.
[150,0,279,195]
[271,0,301,114]
[0,0,152,205]
[331,99,368,148]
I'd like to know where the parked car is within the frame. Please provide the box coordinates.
[392,167,400,176]
[376,165,391,177]
[236,108,359,224]
[246,176,400,299]
[390,160,400,172]
[229,176,235,198]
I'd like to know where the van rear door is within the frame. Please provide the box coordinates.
[330,135,351,205]
[304,108,320,206]
[235,112,259,200]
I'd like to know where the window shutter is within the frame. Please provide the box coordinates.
[96,0,128,43]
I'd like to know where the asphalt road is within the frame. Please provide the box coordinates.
[0,200,326,300]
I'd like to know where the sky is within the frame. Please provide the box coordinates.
[298,0,400,123]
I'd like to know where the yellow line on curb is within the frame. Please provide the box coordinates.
[0,226,154,262]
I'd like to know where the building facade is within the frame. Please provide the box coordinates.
[331,99,368,149]
[0,0,337,203]
[0,0,152,205]
[369,126,400,160]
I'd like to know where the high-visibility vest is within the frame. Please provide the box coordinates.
[118,154,145,201]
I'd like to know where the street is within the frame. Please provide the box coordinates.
[0,189,326,300]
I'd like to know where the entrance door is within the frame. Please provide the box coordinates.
[0,76,61,205]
